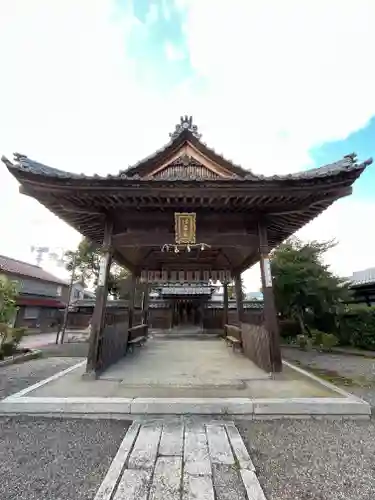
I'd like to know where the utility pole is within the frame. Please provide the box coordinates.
[59,252,78,344]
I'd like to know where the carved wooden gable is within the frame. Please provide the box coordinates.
[150,155,221,180]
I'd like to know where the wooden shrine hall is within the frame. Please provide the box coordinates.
[2,116,372,375]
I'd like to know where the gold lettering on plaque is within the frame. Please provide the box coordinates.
[174,213,196,244]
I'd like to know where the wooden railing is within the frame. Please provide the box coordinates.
[96,321,129,373]
[224,324,242,341]
[96,321,149,373]
[128,324,148,341]
[224,321,271,372]
[240,322,271,373]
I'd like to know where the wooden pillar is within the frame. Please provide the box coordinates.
[142,284,150,325]
[234,275,244,324]
[223,281,229,327]
[258,221,282,373]
[128,273,137,330]
[86,219,113,374]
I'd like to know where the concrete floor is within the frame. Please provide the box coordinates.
[24,338,338,399]
[101,337,269,385]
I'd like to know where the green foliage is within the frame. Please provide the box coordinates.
[271,238,351,334]
[338,305,375,350]
[311,329,325,347]
[321,333,339,351]
[0,274,18,324]
[64,238,130,297]
[0,275,21,358]
[296,334,312,350]
[226,276,246,301]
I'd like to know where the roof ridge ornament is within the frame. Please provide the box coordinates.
[169,115,202,140]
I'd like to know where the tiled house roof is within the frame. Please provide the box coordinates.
[0,255,67,285]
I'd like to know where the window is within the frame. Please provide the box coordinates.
[56,286,62,297]
[24,307,40,320]
[45,308,57,318]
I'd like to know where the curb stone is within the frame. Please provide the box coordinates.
[0,349,42,368]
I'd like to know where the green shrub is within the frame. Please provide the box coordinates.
[1,342,15,356]
[338,305,375,351]
[311,329,324,347]
[296,334,312,350]
[321,333,339,352]
[0,325,26,358]
[10,327,26,348]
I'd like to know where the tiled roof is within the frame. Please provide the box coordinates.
[2,150,372,183]
[349,267,375,287]
[0,255,67,285]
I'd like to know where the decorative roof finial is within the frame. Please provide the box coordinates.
[169,115,202,140]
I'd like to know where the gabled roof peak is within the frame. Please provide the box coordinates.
[169,115,202,140]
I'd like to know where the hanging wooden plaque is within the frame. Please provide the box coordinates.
[174,213,196,244]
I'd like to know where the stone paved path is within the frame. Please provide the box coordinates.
[94,419,266,500]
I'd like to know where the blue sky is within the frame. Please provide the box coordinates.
[311,118,375,200]
[123,0,375,200]
[0,0,374,289]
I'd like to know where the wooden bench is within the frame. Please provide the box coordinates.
[127,335,147,353]
[225,335,242,352]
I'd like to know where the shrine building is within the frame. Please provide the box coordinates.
[2,116,372,375]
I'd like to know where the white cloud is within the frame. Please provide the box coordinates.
[182,0,375,288]
[0,0,373,289]
[165,41,186,61]
[182,0,375,173]
[0,0,186,276]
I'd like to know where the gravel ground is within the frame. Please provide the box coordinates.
[283,347,375,407]
[238,419,375,500]
[0,357,84,400]
[0,416,130,500]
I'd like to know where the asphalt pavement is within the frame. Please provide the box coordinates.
[0,356,83,400]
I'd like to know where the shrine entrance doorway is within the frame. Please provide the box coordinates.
[172,299,202,327]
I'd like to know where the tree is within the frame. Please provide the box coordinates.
[0,275,22,357]
[0,274,18,325]
[227,276,246,300]
[270,238,351,334]
[64,238,130,298]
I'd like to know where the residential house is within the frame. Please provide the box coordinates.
[0,255,68,331]
[70,281,96,303]
[348,267,375,306]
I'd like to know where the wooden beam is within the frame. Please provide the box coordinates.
[113,231,258,247]
[112,211,259,230]
[233,251,259,274]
